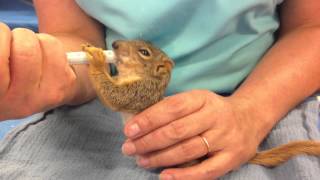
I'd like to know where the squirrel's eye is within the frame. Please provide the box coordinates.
[138,49,151,57]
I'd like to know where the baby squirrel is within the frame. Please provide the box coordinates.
[82,40,320,168]
[83,40,174,114]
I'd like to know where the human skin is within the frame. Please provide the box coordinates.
[0,0,319,179]
[0,0,105,120]
[121,0,320,179]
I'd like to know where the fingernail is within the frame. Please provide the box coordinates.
[137,156,149,167]
[127,123,140,137]
[122,141,136,155]
[160,174,174,180]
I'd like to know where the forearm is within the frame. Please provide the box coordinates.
[230,26,320,141]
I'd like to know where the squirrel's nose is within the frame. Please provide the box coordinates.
[112,41,119,49]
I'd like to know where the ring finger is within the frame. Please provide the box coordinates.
[136,131,220,168]
[123,106,214,156]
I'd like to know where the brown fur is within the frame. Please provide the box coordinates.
[83,40,320,168]
[83,40,174,114]
[250,140,320,167]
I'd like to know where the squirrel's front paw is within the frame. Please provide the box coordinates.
[82,44,106,69]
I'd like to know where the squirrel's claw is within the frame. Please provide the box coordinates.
[82,44,107,71]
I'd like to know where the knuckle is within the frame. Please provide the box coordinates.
[163,95,188,115]
[201,168,218,179]
[178,142,197,160]
[55,92,65,105]
[18,105,35,118]
[136,136,153,151]
[0,22,10,31]
[0,95,38,119]
[137,114,155,130]
[149,159,160,168]
[11,32,38,60]
[12,46,37,61]
[12,27,33,34]
[46,91,65,106]
[189,89,208,95]
[37,34,63,58]
[165,95,185,107]
[37,33,60,46]
[203,90,217,103]
[163,90,209,116]
[191,88,212,97]
[163,121,188,141]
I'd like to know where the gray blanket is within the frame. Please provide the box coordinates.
[0,95,319,180]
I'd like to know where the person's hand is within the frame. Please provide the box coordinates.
[122,90,264,180]
[0,22,77,120]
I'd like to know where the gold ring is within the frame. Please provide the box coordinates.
[200,135,211,154]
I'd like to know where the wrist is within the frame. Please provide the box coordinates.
[65,64,97,105]
[227,94,279,143]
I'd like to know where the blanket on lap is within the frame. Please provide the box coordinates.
[0,95,319,180]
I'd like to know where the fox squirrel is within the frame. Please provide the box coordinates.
[83,40,173,114]
[83,40,320,168]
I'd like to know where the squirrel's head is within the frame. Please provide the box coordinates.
[112,40,174,78]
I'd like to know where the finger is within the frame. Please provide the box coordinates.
[160,151,240,180]
[135,129,225,168]
[136,136,208,168]
[37,33,76,108]
[122,105,213,155]
[0,22,11,97]
[8,28,42,94]
[124,90,208,139]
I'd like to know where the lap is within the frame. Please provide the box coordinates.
[0,95,319,180]
[222,94,320,180]
[0,99,158,180]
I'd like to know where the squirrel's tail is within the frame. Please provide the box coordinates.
[249,140,320,167]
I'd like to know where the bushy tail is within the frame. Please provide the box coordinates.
[249,140,320,167]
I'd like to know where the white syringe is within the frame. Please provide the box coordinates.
[66,50,116,64]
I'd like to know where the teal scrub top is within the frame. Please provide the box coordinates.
[76,0,283,95]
